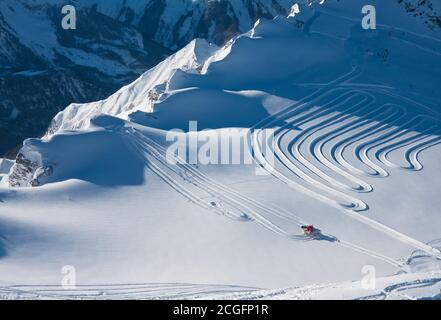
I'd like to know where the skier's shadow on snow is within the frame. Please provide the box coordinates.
[312,228,339,243]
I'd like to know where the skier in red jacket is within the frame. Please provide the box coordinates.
[301,225,314,236]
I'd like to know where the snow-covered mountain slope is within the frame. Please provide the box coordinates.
[45,0,441,136]
[0,0,169,156]
[2,0,439,156]
[0,0,303,156]
[46,38,219,136]
[83,0,441,49]
[81,0,297,50]
[1,0,441,299]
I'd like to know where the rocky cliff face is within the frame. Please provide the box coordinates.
[397,0,441,29]
[6,146,54,187]
[0,0,168,156]
[88,0,296,49]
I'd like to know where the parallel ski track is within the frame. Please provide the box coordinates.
[249,68,441,258]
[0,283,260,300]
[125,128,408,270]
[5,274,441,300]
[114,68,439,270]
[126,128,312,241]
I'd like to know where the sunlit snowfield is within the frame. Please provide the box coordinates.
[1,0,441,299]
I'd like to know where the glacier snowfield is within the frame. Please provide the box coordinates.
[1,0,441,299]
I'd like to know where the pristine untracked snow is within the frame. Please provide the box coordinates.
[1,0,441,299]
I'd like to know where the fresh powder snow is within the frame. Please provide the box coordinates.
[0,0,441,300]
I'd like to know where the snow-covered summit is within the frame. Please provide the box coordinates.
[47,38,218,135]
[1,0,303,155]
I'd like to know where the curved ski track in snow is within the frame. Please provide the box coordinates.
[126,128,312,242]
[0,283,260,300]
[90,68,439,272]
[2,273,441,300]
[249,69,441,258]
[114,68,441,269]
[123,126,408,270]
